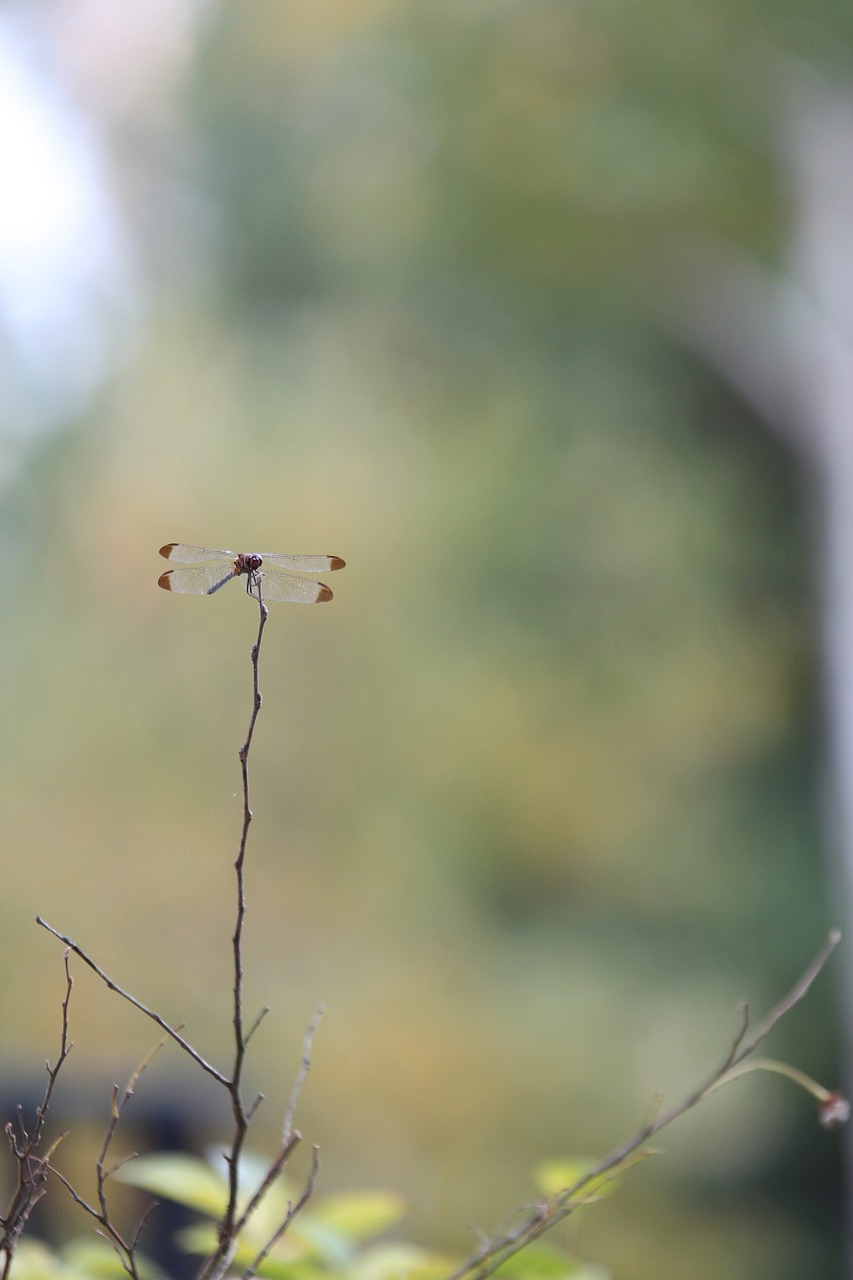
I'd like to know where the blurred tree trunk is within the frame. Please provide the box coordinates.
[673,72,853,1265]
[789,83,853,1279]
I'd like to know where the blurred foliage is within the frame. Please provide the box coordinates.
[8,1151,610,1280]
[0,0,845,1278]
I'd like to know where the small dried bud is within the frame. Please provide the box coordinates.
[818,1092,850,1130]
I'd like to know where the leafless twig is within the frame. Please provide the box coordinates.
[283,1006,323,1147]
[240,1146,320,1280]
[0,952,74,1279]
[446,928,843,1280]
[232,1132,302,1238]
[48,1038,166,1280]
[195,578,316,1280]
[35,918,227,1086]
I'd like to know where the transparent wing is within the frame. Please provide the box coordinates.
[257,552,346,572]
[158,566,238,595]
[160,543,234,563]
[257,570,333,604]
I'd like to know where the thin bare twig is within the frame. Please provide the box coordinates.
[246,1094,265,1123]
[245,1006,271,1048]
[35,918,227,1086]
[199,578,319,1279]
[1,951,74,1276]
[199,580,286,1280]
[446,928,842,1280]
[283,1006,323,1146]
[733,928,840,1057]
[233,1132,302,1237]
[226,1006,324,1261]
[48,1040,166,1280]
[240,1146,321,1280]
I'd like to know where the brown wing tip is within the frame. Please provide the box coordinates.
[159,543,177,559]
[158,571,174,591]
[317,583,334,602]
[329,556,346,571]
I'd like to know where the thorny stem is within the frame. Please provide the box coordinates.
[446,928,843,1280]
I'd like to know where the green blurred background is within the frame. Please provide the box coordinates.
[0,1,846,1277]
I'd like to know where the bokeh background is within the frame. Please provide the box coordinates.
[0,2,849,1277]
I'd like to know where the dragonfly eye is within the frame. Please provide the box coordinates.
[245,554,263,572]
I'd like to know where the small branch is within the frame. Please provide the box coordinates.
[218,1006,323,1270]
[48,1041,165,1280]
[446,929,843,1280]
[199,581,271,1280]
[233,581,270,1073]
[283,1007,323,1146]
[244,1006,270,1048]
[1,952,75,1269]
[704,1056,839,1101]
[240,1146,320,1280]
[731,928,840,1058]
[131,1201,159,1255]
[49,1164,144,1280]
[722,1000,751,1069]
[36,918,228,1086]
[233,1132,302,1236]
[245,1095,265,1123]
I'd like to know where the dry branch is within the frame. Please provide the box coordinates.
[446,928,844,1280]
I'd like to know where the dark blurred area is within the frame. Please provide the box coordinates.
[0,2,849,1277]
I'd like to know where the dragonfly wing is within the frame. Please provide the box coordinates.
[159,566,238,595]
[258,552,346,572]
[257,570,333,604]
[160,543,234,563]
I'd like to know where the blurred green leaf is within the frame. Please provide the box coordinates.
[7,1241,69,1280]
[115,1153,228,1216]
[250,1260,329,1280]
[494,1244,608,1280]
[536,1150,653,1204]
[177,1222,315,1276]
[174,1223,220,1257]
[351,1243,460,1280]
[535,1159,618,1202]
[9,1237,167,1280]
[60,1239,164,1280]
[311,1192,408,1243]
[176,1191,408,1274]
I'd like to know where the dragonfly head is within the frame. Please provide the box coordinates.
[235,553,264,574]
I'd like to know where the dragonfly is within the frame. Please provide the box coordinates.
[158,543,346,603]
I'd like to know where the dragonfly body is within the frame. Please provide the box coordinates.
[158,543,345,604]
